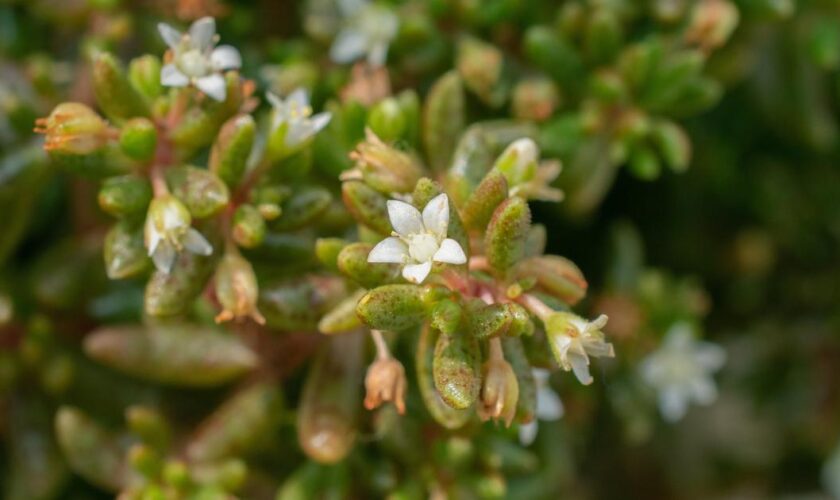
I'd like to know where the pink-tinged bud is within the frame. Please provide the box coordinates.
[214,252,265,325]
[34,103,112,155]
[364,357,407,414]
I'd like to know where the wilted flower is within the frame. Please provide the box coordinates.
[329,0,398,67]
[214,251,265,324]
[368,193,467,284]
[494,138,563,202]
[640,322,726,422]
[144,194,213,274]
[519,368,564,445]
[158,16,241,101]
[34,102,112,154]
[545,312,615,385]
[364,356,407,414]
[477,341,519,427]
[266,89,332,158]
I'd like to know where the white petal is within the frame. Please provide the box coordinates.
[689,376,718,405]
[158,23,182,48]
[422,193,449,238]
[402,261,432,284]
[310,112,332,134]
[518,421,538,446]
[266,91,283,109]
[160,63,189,87]
[189,17,216,51]
[695,343,727,371]
[151,242,177,274]
[287,88,310,108]
[195,74,226,101]
[367,41,389,67]
[568,352,593,385]
[368,237,408,263]
[659,387,688,422]
[330,30,368,63]
[387,200,423,236]
[183,228,213,256]
[338,0,365,15]
[211,45,241,70]
[284,123,312,149]
[536,387,564,420]
[583,338,615,359]
[433,238,466,264]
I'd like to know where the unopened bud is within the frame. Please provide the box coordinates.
[214,252,265,324]
[367,98,407,142]
[364,357,407,414]
[512,78,560,122]
[119,117,157,161]
[34,103,112,155]
[349,129,423,194]
[232,204,266,249]
[477,341,519,427]
[493,138,538,188]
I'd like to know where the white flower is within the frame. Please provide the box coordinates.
[518,368,564,445]
[158,17,241,101]
[640,322,726,422]
[546,312,615,385]
[144,194,213,274]
[494,138,563,202]
[329,0,398,67]
[266,89,332,153]
[368,193,467,284]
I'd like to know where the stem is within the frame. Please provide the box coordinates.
[370,329,390,361]
[488,337,503,361]
[517,293,555,321]
[149,162,169,197]
[468,255,489,271]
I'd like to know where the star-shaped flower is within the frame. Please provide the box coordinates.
[546,312,615,385]
[329,0,398,67]
[640,322,726,422]
[368,193,467,284]
[144,194,213,274]
[518,368,564,445]
[266,89,332,157]
[158,17,241,101]
[494,138,564,202]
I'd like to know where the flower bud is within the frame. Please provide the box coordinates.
[232,204,266,249]
[98,175,152,218]
[494,138,538,188]
[349,129,423,194]
[364,357,407,414]
[34,103,111,155]
[685,0,739,52]
[512,78,560,122]
[214,252,265,324]
[423,71,465,171]
[477,347,519,427]
[119,117,157,161]
[367,98,407,142]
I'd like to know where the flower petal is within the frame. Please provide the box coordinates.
[310,112,332,134]
[368,237,408,264]
[659,387,688,422]
[568,352,593,385]
[211,45,241,70]
[367,41,389,67]
[151,242,177,274]
[189,17,216,51]
[158,23,182,48]
[330,29,368,63]
[402,261,432,284]
[536,386,564,421]
[183,228,213,256]
[518,421,538,446]
[695,342,726,371]
[265,91,283,109]
[287,88,310,108]
[195,74,226,101]
[387,200,423,236]
[160,63,189,87]
[433,238,466,264]
[422,193,449,238]
[689,376,718,405]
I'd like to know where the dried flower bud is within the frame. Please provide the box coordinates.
[477,345,519,427]
[364,357,407,414]
[34,103,112,155]
[349,129,422,193]
[214,251,265,324]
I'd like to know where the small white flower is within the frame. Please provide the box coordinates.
[329,0,398,67]
[158,17,241,101]
[546,312,615,385]
[266,89,332,153]
[640,322,726,422]
[144,194,213,274]
[518,368,564,445]
[494,138,563,202]
[368,193,467,284]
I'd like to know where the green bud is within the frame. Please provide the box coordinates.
[92,52,150,122]
[357,284,428,331]
[485,197,531,275]
[298,334,363,464]
[433,330,481,409]
[338,242,401,288]
[350,129,423,193]
[512,78,560,122]
[34,102,112,155]
[84,324,257,387]
[98,175,152,217]
[119,117,157,161]
[416,325,472,429]
[55,406,130,492]
[214,252,265,324]
[145,246,216,317]
[318,289,366,335]
[514,255,588,305]
[271,186,332,231]
[492,138,540,193]
[501,337,537,424]
[457,36,506,107]
[341,180,391,234]
[367,98,407,142]
[104,220,149,279]
[423,71,465,171]
[186,383,283,463]
[260,275,346,330]
[166,166,230,218]
[209,114,256,188]
[430,298,462,336]
[651,119,691,172]
[232,204,266,249]
[315,238,348,272]
[128,55,163,100]
[126,406,170,452]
